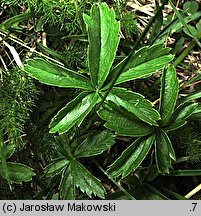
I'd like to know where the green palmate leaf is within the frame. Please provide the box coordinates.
[155,129,176,175]
[0,162,35,184]
[70,159,105,199]
[24,58,93,90]
[115,43,174,85]
[106,87,160,126]
[98,104,154,137]
[45,158,69,178]
[107,134,155,178]
[159,65,179,125]
[59,166,76,200]
[74,131,115,158]
[49,92,101,134]
[84,3,120,88]
[164,102,198,131]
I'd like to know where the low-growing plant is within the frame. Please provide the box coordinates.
[22,2,200,199]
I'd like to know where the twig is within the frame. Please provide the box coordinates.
[92,159,136,200]
[173,29,201,67]
[185,184,201,199]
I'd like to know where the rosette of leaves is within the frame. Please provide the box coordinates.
[24,3,176,198]
[24,3,173,135]
[44,131,115,199]
[104,66,198,178]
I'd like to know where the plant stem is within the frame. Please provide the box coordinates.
[92,159,136,200]
[173,29,201,67]
[133,0,169,50]
[161,187,187,199]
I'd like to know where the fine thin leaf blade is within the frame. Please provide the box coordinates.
[49,92,101,134]
[0,162,35,184]
[183,25,197,37]
[0,130,11,188]
[24,58,93,90]
[148,0,163,45]
[74,131,115,158]
[164,102,198,131]
[157,12,201,39]
[59,166,76,200]
[70,159,105,199]
[98,104,154,137]
[45,158,69,178]
[107,134,155,178]
[189,106,201,120]
[37,42,67,65]
[168,169,201,176]
[84,3,120,88]
[170,0,201,48]
[159,65,179,125]
[161,187,187,200]
[115,43,174,85]
[155,129,176,175]
[1,12,34,30]
[106,87,160,126]
[178,90,201,105]
[75,0,87,33]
